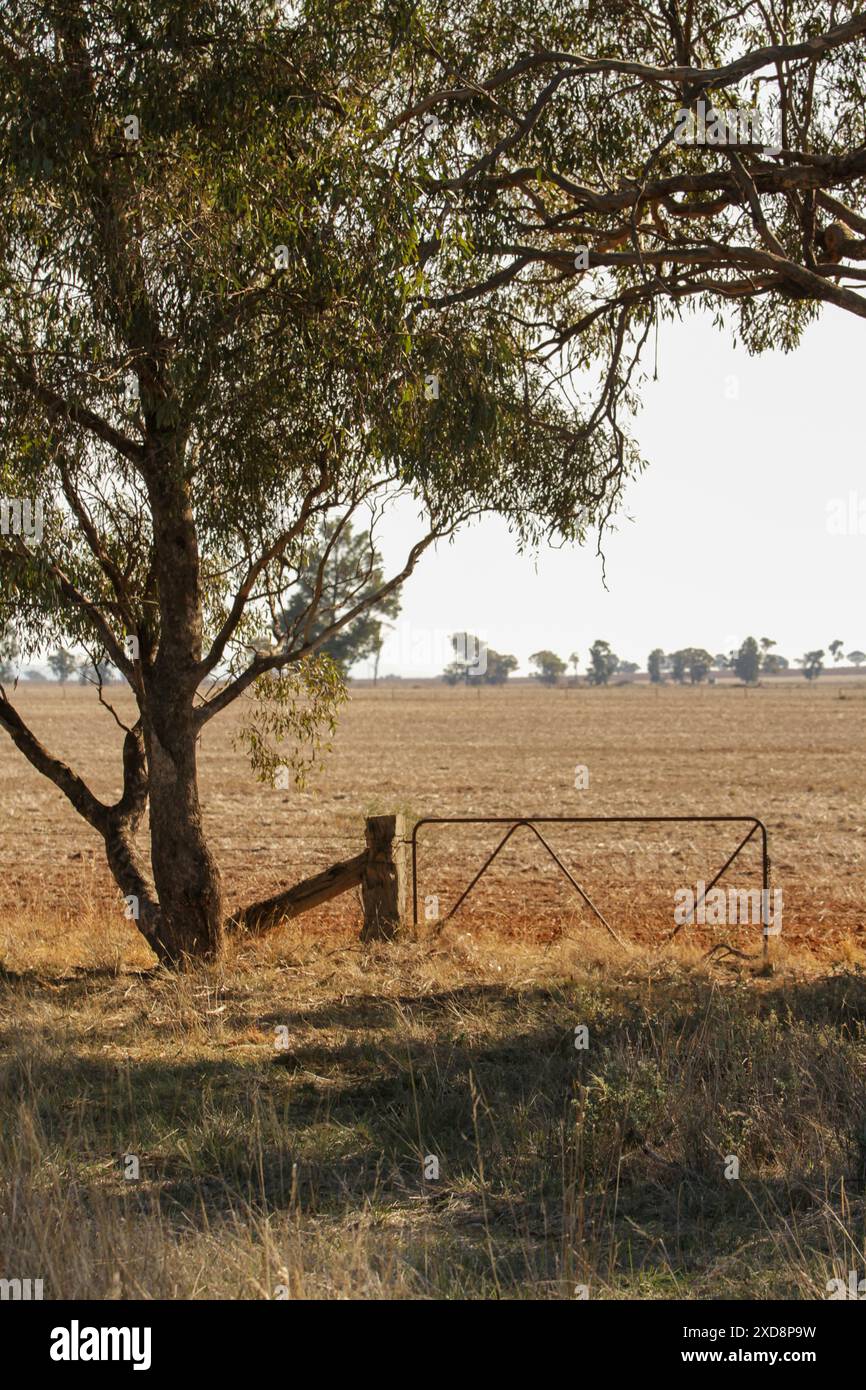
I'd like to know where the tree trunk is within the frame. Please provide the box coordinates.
[137,465,224,966]
[143,717,224,965]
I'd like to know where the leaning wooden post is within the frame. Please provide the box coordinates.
[361,813,410,941]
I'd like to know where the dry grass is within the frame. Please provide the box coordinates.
[2,682,865,1298]
[2,919,866,1299]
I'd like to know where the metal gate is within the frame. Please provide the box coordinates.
[410,815,771,958]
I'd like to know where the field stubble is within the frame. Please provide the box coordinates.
[0,680,864,966]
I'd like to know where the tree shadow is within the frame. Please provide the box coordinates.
[3,967,865,1293]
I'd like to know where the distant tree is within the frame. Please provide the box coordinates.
[587,640,619,686]
[669,650,687,684]
[847,650,866,668]
[443,637,516,686]
[618,660,639,677]
[829,639,845,663]
[568,651,580,682]
[278,520,402,677]
[758,638,778,673]
[443,632,488,685]
[799,650,825,681]
[761,653,789,674]
[648,648,665,684]
[24,669,48,682]
[686,648,713,683]
[735,636,761,685]
[0,625,20,683]
[670,648,713,684]
[712,653,730,671]
[371,631,386,684]
[47,648,78,686]
[529,650,567,686]
[484,650,519,685]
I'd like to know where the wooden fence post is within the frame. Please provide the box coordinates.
[361,813,410,941]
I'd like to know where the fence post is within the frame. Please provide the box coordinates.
[361,813,409,940]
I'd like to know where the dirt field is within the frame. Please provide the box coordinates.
[0,680,864,967]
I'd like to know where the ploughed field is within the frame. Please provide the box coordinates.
[0,681,863,967]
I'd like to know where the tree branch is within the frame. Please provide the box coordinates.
[11,364,145,464]
[0,688,109,835]
[384,12,866,138]
[195,525,453,727]
[197,473,332,679]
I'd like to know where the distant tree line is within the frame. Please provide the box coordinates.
[648,636,864,685]
[0,629,128,687]
[438,632,866,687]
[442,636,639,686]
[5,621,864,691]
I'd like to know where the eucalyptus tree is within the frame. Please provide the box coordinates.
[47,646,77,685]
[529,649,567,684]
[734,635,760,683]
[800,650,825,680]
[587,639,619,684]
[0,1,613,964]
[670,645,714,682]
[2,1,865,966]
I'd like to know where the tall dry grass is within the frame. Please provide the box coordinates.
[2,913,866,1298]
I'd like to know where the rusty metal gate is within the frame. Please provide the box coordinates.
[410,815,771,958]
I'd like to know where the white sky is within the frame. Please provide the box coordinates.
[373,305,865,678]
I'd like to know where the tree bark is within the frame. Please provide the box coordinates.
[143,716,224,966]
[129,458,225,966]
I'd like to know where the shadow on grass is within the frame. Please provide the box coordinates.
[2,967,865,1295]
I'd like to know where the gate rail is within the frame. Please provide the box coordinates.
[411,815,771,958]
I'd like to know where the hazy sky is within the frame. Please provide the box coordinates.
[373,305,864,678]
